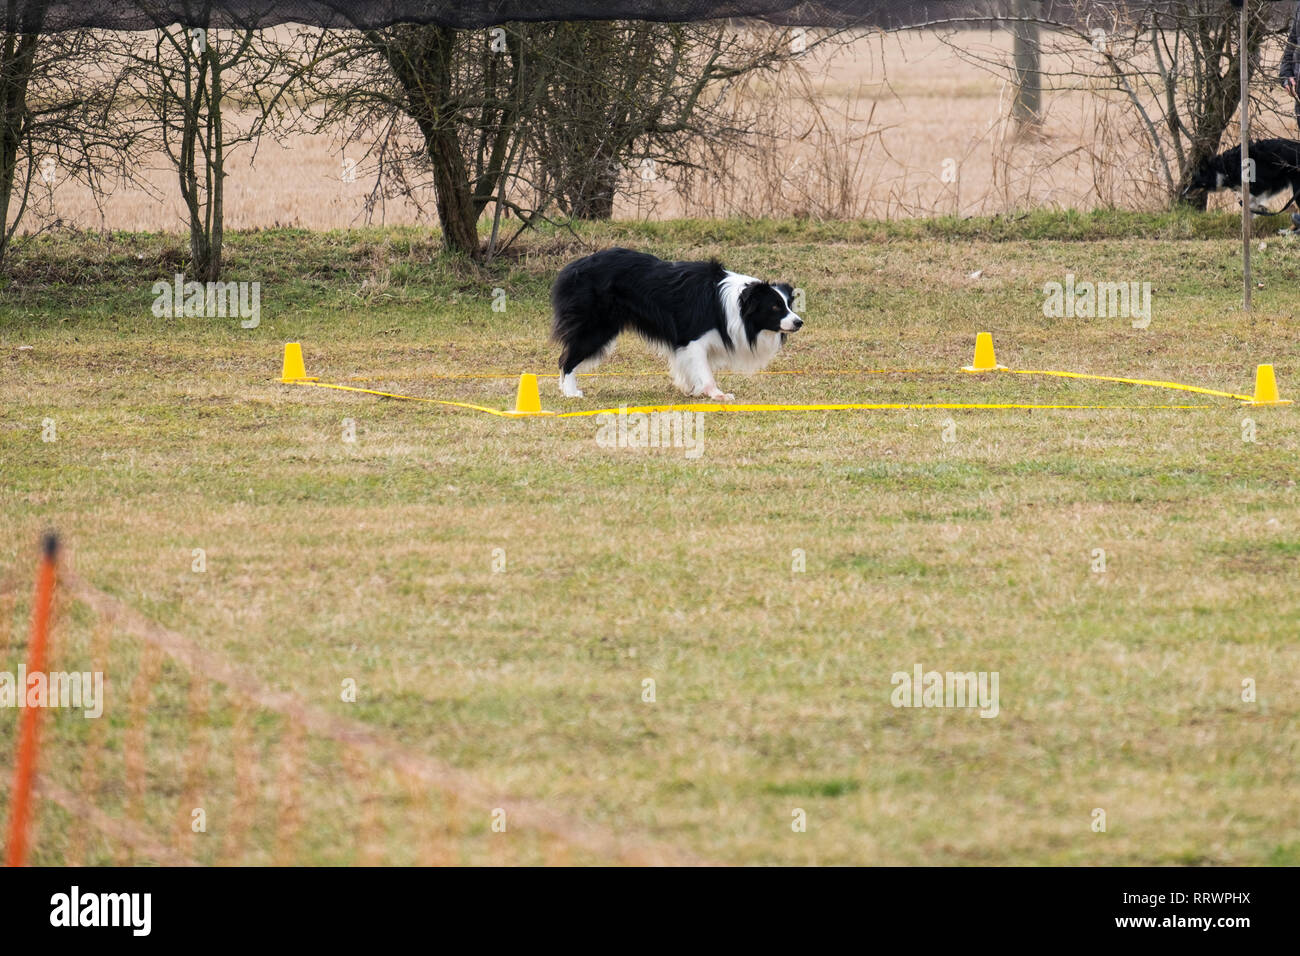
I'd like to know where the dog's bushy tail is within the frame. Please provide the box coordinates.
[550,263,584,346]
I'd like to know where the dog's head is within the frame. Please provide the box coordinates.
[740,281,803,336]
[1182,151,1234,197]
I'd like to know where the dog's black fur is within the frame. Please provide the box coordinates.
[1182,138,1300,214]
[550,247,801,400]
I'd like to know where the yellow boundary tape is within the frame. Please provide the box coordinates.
[332,364,1248,398]
[555,401,1216,416]
[292,380,518,417]
[281,337,1284,417]
[1006,368,1253,403]
[288,377,1223,418]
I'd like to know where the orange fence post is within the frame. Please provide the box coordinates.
[5,532,60,867]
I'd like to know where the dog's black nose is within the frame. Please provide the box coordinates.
[793,318,803,329]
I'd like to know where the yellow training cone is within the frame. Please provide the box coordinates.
[1244,364,1292,406]
[507,372,551,416]
[962,332,1007,372]
[280,342,318,383]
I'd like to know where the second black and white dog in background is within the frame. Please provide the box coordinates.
[1182,138,1300,215]
[551,248,802,401]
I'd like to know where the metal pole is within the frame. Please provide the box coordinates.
[1241,0,1252,311]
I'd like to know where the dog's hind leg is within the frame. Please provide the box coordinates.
[558,335,616,398]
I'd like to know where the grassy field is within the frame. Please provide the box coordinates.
[2,210,1298,865]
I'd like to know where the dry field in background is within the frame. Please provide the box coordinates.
[31,27,1300,236]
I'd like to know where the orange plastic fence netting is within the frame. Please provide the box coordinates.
[1,561,697,866]
[4,535,59,867]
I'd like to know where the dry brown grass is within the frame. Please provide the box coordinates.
[31,27,1300,237]
[2,217,1299,864]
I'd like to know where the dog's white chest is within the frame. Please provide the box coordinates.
[709,329,783,373]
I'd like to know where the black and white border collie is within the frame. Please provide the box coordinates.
[551,247,802,401]
[1182,138,1300,214]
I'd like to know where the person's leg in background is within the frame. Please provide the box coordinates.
[1292,94,1300,231]
[1285,4,1300,228]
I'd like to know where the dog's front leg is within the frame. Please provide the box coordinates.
[672,344,733,402]
[689,354,734,402]
[700,382,734,402]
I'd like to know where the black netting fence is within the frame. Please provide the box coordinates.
[19,2,1086,33]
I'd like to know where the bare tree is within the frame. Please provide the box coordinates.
[305,21,835,259]
[1,4,136,274]
[111,13,310,281]
[1010,0,1043,127]
[300,23,536,260]
[927,1,1280,208]
[526,21,817,221]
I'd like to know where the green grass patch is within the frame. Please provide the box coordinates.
[1,214,1297,864]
